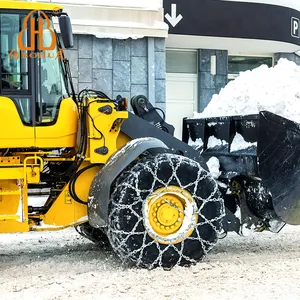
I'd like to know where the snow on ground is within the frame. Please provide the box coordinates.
[192,58,300,123]
[1,226,300,299]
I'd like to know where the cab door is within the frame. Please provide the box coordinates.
[0,11,35,148]
[33,16,78,149]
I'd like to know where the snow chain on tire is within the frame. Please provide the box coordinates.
[107,153,225,269]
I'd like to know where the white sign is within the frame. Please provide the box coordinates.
[165,4,183,27]
[291,17,299,38]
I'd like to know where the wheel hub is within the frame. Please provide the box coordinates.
[151,194,185,235]
[146,186,197,244]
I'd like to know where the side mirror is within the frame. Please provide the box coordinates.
[58,15,74,49]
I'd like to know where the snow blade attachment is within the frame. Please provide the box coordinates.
[258,111,300,225]
[183,110,300,227]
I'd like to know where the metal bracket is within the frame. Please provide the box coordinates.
[98,105,113,115]
[95,147,109,155]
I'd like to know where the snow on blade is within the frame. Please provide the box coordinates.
[191,58,300,124]
[207,136,227,148]
[230,133,257,152]
[206,157,221,179]
[188,137,204,148]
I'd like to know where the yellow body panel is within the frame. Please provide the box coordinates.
[0,99,130,233]
[40,163,101,230]
[117,131,131,149]
[0,1,62,11]
[0,1,102,233]
[0,165,29,233]
[0,97,34,148]
[88,101,128,164]
[0,97,78,149]
[35,98,78,148]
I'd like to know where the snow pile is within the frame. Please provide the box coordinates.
[193,59,300,123]
[230,133,257,152]
[206,157,221,179]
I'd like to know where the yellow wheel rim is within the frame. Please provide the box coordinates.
[145,186,198,244]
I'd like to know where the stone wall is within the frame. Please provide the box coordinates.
[64,34,166,110]
[198,49,228,112]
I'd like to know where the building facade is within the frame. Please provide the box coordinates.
[43,0,300,138]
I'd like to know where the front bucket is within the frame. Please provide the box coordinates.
[258,111,300,225]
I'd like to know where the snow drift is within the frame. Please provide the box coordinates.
[193,58,300,123]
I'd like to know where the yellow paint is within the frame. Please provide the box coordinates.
[0,97,34,148]
[0,176,29,233]
[40,163,101,229]
[0,220,29,233]
[0,1,63,11]
[116,131,131,149]
[0,215,19,220]
[35,98,78,148]
[0,167,24,180]
[147,186,197,244]
[0,97,78,149]
[87,100,128,164]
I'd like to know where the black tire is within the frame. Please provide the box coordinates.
[107,153,225,269]
[75,223,110,248]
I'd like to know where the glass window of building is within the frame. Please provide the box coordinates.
[166,50,198,74]
[228,56,273,81]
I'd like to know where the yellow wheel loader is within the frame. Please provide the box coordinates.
[1,1,297,270]
[0,0,225,269]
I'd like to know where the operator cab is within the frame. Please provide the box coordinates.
[0,9,73,124]
[0,2,77,148]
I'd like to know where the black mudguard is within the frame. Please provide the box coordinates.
[122,113,208,170]
[88,137,168,228]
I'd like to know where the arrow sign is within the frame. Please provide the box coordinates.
[165,4,183,27]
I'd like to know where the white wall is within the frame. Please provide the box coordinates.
[38,0,163,10]
[37,0,167,38]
